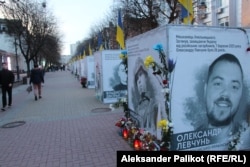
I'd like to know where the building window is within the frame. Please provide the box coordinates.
[219,17,229,26]
[217,0,222,7]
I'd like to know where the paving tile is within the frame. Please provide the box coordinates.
[0,71,133,167]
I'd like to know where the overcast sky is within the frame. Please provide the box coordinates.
[48,0,114,55]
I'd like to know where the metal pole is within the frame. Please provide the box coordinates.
[187,0,190,25]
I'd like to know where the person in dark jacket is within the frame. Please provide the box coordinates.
[30,64,44,101]
[0,62,15,111]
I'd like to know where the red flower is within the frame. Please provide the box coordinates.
[115,122,122,127]
[115,118,126,127]
[162,80,168,85]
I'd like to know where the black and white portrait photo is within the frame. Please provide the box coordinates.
[170,51,250,151]
[110,61,127,91]
[128,57,167,137]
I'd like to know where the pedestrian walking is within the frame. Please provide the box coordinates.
[0,62,15,111]
[30,64,44,101]
[39,65,45,86]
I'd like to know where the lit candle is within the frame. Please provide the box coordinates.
[133,139,141,150]
[122,128,128,139]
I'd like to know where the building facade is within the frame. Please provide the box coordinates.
[0,18,26,77]
[194,0,250,27]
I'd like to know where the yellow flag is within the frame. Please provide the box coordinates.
[178,0,193,24]
[116,9,125,49]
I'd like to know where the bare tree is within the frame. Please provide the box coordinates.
[119,0,159,38]
[0,0,59,76]
[159,0,180,24]
[39,33,62,69]
[73,0,181,60]
[119,0,181,38]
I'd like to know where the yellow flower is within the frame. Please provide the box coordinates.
[119,54,127,59]
[144,55,155,68]
[157,119,168,129]
[157,119,169,133]
[131,127,136,134]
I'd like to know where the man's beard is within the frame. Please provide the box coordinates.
[207,106,234,127]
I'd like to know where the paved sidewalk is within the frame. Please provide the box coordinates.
[0,71,132,167]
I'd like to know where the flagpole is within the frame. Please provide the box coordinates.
[188,0,190,25]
